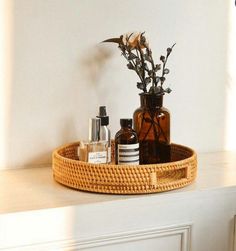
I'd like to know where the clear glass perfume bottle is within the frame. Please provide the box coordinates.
[79,118,108,164]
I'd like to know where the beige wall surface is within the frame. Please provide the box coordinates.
[0,0,235,169]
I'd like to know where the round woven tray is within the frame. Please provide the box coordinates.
[52,142,197,194]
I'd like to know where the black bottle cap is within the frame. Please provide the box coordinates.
[97,106,109,126]
[120,118,132,128]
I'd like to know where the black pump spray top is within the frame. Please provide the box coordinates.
[97,106,109,126]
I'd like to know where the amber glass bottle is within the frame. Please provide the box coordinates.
[115,119,139,165]
[133,93,170,164]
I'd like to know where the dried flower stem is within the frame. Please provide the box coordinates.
[160,43,176,89]
[102,32,175,95]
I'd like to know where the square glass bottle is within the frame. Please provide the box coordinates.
[79,118,108,164]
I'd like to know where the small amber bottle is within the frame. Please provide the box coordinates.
[115,118,139,165]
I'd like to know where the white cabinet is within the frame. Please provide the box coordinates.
[1,151,236,251]
[234,216,236,251]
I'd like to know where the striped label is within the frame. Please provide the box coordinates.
[118,143,139,165]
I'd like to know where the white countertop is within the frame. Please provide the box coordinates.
[1,151,236,214]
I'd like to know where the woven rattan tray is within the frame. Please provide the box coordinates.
[52,142,197,194]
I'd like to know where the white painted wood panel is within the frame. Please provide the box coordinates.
[0,224,191,251]
[78,225,191,251]
[234,216,236,251]
[1,151,236,251]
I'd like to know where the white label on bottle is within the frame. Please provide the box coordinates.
[88,151,107,164]
[118,143,139,165]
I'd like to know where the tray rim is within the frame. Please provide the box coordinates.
[52,142,197,194]
[53,141,197,169]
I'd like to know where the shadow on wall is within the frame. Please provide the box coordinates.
[0,1,115,169]
[80,44,113,87]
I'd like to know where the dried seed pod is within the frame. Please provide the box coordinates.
[165,87,172,93]
[127,63,134,70]
[137,82,145,91]
[160,76,166,82]
[164,68,170,74]
[144,77,151,84]
[167,47,172,54]
[160,55,165,62]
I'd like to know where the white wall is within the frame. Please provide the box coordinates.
[0,0,235,169]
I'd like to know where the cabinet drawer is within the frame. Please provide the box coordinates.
[78,224,191,251]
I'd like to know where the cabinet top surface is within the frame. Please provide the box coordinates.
[1,151,236,214]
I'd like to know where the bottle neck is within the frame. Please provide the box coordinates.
[121,126,132,130]
[140,93,163,108]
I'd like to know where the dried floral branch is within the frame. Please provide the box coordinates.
[102,32,175,95]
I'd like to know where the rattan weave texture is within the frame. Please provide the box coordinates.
[52,142,197,194]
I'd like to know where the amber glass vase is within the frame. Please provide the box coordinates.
[133,93,170,164]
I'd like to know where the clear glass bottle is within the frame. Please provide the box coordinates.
[79,118,108,164]
[97,106,111,163]
[115,118,139,165]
